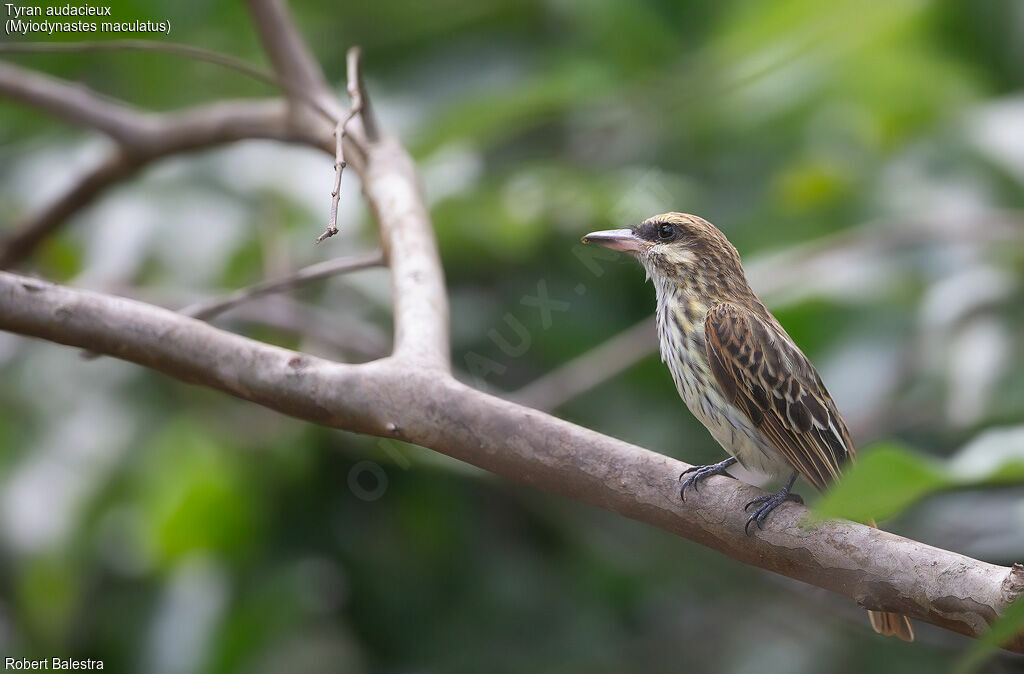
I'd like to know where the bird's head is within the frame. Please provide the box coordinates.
[582,213,745,293]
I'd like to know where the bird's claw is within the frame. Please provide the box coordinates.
[743,490,803,535]
[678,457,737,502]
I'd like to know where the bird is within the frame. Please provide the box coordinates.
[582,212,914,642]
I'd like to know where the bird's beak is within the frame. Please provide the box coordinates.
[581,229,648,254]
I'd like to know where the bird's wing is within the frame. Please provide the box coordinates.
[704,302,853,492]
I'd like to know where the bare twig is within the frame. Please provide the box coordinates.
[222,295,389,360]
[244,3,377,246]
[92,285,390,361]
[180,249,384,320]
[345,47,378,143]
[79,250,383,359]
[513,316,657,410]
[317,117,351,244]
[317,48,373,244]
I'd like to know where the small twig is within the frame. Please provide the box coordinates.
[512,317,657,410]
[79,249,384,360]
[180,249,384,319]
[123,288,390,361]
[345,47,378,143]
[223,295,390,361]
[317,47,373,243]
[0,152,138,269]
[317,117,351,243]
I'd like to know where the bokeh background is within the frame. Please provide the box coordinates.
[2,0,1024,672]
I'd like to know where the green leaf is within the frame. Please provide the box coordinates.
[136,421,262,567]
[955,596,1024,674]
[813,443,952,523]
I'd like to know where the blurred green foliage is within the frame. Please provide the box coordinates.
[813,443,951,524]
[814,438,1024,522]
[957,596,1024,673]
[2,0,1024,672]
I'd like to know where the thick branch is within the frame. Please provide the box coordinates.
[244,0,343,125]
[361,134,450,370]
[0,60,152,146]
[137,98,325,155]
[0,270,1019,651]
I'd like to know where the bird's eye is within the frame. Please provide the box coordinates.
[658,223,675,240]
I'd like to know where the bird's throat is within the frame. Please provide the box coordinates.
[651,274,709,347]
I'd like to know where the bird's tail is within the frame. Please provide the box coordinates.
[868,609,914,641]
[865,519,914,642]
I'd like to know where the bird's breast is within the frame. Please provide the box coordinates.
[655,294,789,476]
[656,299,719,421]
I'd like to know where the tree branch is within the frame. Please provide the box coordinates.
[513,316,656,410]
[0,270,1020,651]
[317,47,378,244]
[2,0,1021,653]
[179,249,384,320]
[0,151,139,269]
[0,60,153,146]
[344,46,378,143]
[361,133,450,370]
[96,285,389,361]
[244,0,344,125]
[0,96,324,269]
[244,0,447,368]
[0,40,281,89]
[0,59,327,268]
[218,295,389,361]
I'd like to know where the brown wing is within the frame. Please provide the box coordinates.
[704,303,853,492]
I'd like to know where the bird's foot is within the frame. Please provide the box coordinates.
[679,457,737,502]
[743,485,802,535]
